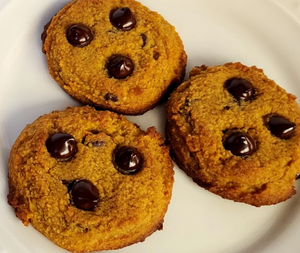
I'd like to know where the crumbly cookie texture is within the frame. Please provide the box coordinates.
[166,62,300,207]
[42,0,187,115]
[8,106,174,252]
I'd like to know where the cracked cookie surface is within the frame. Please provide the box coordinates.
[8,106,174,252]
[166,62,300,207]
[42,0,187,115]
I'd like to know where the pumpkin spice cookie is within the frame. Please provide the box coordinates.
[7,106,174,252]
[42,0,187,115]
[166,62,300,207]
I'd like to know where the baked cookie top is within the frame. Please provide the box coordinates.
[7,106,174,252]
[166,62,300,207]
[42,0,187,115]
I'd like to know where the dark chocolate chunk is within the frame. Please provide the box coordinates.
[225,78,255,102]
[66,24,93,47]
[110,7,136,31]
[70,179,100,210]
[104,93,118,102]
[267,115,296,139]
[224,131,256,157]
[113,146,142,174]
[46,133,77,160]
[106,54,134,79]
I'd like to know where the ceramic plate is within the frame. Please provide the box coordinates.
[1,0,300,252]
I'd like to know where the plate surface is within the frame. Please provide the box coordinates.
[1,0,300,252]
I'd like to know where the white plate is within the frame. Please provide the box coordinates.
[1,0,300,252]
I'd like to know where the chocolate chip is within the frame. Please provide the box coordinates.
[46,133,77,160]
[110,7,136,31]
[70,179,100,210]
[296,173,300,180]
[104,93,118,102]
[267,115,296,139]
[106,54,134,79]
[225,78,255,102]
[224,131,256,157]
[153,51,160,60]
[66,24,93,47]
[113,146,143,174]
[141,33,147,47]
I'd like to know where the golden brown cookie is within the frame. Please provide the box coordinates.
[42,0,187,115]
[166,62,300,207]
[7,106,174,252]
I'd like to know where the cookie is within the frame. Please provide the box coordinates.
[42,0,187,115]
[7,106,174,252]
[166,62,300,207]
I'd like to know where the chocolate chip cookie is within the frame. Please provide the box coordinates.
[7,106,174,252]
[42,0,187,115]
[166,62,300,207]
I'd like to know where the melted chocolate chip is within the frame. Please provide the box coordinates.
[106,54,134,79]
[141,33,147,47]
[153,51,160,60]
[46,133,77,160]
[66,24,93,47]
[224,132,256,157]
[113,146,142,174]
[70,179,100,210]
[296,173,300,180]
[104,93,118,102]
[110,7,136,31]
[267,115,296,139]
[225,78,255,102]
